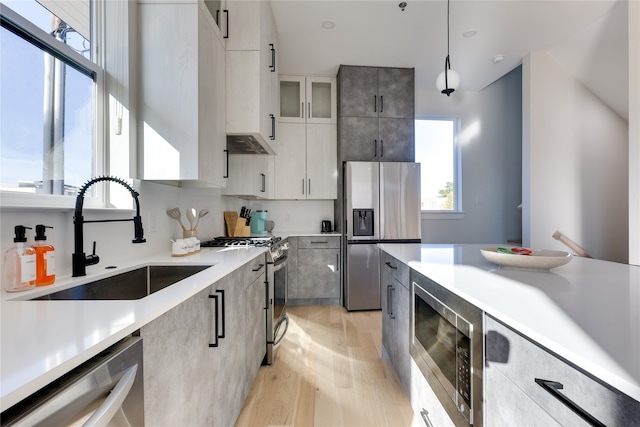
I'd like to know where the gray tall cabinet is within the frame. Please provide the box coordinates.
[335,65,415,307]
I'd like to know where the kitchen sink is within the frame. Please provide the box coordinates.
[31,265,213,301]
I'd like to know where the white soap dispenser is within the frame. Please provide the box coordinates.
[3,225,37,292]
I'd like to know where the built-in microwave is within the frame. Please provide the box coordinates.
[410,269,483,426]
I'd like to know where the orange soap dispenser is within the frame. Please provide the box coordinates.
[33,224,55,286]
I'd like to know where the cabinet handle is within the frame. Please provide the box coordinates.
[308,178,311,195]
[252,263,265,272]
[380,95,383,113]
[209,294,219,347]
[301,102,304,119]
[420,409,434,427]
[380,140,384,157]
[223,149,229,179]
[261,173,266,193]
[336,253,339,271]
[269,114,275,140]
[308,102,311,119]
[386,285,392,315]
[223,10,229,39]
[390,286,396,319]
[269,43,276,72]
[374,139,377,157]
[302,179,305,195]
[374,95,377,112]
[385,261,397,270]
[216,289,225,339]
[310,241,328,244]
[534,379,606,427]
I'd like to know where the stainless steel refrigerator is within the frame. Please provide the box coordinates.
[344,161,421,311]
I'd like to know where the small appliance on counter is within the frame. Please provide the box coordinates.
[250,210,269,235]
[321,220,332,233]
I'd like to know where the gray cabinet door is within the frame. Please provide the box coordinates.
[378,118,415,162]
[392,282,411,395]
[339,116,378,161]
[244,270,266,393]
[211,267,246,427]
[297,248,341,299]
[338,66,378,118]
[378,68,414,119]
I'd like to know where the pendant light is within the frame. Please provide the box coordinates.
[436,0,460,96]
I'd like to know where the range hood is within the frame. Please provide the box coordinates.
[226,134,275,155]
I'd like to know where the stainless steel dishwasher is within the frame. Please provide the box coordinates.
[1,336,144,427]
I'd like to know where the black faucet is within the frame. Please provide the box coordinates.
[72,176,146,277]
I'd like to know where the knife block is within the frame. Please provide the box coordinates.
[224,212,250,237]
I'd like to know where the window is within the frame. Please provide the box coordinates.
[415,118,461,213]
[1,0,100,197]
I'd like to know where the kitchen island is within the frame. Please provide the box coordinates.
[379,243,640,422]
[0,246,267,412]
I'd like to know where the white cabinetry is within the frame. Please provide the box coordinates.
[274,123,336,199]
[137,1,226,187]
[222,154,272,199]
[279,76,336,124]
[225,0,278,154]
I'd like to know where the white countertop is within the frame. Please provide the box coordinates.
[378,243,640,402]
[0,246,267,411]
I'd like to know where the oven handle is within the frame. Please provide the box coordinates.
[272,256,287,271]
[83,364,138,427]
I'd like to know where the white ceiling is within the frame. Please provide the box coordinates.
[270,0,629,120]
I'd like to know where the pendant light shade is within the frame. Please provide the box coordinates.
[436,0,459,96]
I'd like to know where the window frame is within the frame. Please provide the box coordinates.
[0,1,107,210]
[415,115,464,219]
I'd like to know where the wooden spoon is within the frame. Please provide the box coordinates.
[193,209,209,230]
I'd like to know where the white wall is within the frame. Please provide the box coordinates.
[630,0,640,266]
[523,50,629,263]
[0,183,247,278]
[415,67,523,244]
[248,200,335,234]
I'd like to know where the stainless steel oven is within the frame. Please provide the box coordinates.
[410,269,483,426]
[266,238,288,365]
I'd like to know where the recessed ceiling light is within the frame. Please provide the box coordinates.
[492,54,506,64]
[321,21,335,30]
[462,30,478,38]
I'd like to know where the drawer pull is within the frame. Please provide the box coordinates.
[419,409,434,427]
[310,241,328,244]
[534,378,606,427]
[385,261,397,270]
[252,263,264,272]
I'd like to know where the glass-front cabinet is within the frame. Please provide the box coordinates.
[279,76,336,124]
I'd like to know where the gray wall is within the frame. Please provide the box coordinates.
[416,66,523,244]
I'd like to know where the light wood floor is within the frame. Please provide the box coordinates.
[235,305,415,427]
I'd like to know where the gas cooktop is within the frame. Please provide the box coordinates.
[200,236,281,248]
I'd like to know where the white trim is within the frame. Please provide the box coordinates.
[421,211,466,220]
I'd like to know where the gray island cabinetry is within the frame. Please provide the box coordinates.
[381,252,411,393]
[288,236,341,306]
[140,255,266,426]
[485,315,640,426]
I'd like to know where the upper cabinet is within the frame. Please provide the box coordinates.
[137,1,227,187]
[337,65,415,162]
[225,0,279,154]
[203,0,228,40]
[279,76,337,124]
[339,66,414,119]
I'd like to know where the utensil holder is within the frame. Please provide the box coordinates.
[183,230,197,238]
[224,212,250,237]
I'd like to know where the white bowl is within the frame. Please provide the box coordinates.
[480,246,572,270]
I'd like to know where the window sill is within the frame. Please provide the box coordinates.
[421,211,466,220]
[0,192,133,213]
